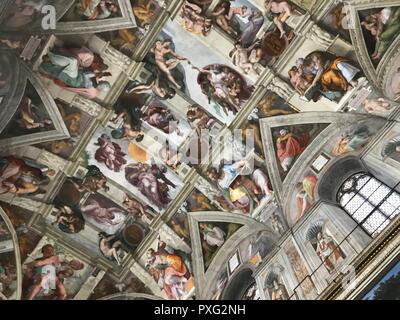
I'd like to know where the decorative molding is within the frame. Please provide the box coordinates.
[0,206,22,300]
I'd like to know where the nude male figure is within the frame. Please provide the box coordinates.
[152,40,188,89]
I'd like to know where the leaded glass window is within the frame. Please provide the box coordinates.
[338,173,400,237]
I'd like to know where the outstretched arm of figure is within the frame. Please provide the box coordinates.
[108,207,122,213]
[192,65,211,75]
[212,7,226,16]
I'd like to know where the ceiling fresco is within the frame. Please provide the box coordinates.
[0,0,399,301]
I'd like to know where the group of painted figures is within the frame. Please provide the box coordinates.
[1,0,400,301]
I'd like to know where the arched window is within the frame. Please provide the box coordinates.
[337,173,400,237]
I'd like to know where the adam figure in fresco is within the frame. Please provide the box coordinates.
[199,223,226,248]
[151,40,188,89]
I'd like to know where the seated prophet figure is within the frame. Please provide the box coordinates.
[199,223,226,247]
[25,244,67,300]
[40,47,111,99]
[276,129,310,172]
[2,0,46,29]
[304,51,360,95]
[77,0,119,20]
[94,134,127,172]
[0,156,55,195]
[361,7,400,61]
[146,239,192,300]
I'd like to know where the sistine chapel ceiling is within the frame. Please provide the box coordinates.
[0,0,400,301]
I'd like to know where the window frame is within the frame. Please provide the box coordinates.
[337,172,400,237]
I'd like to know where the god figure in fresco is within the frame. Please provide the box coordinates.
[77,0,119,20]
[125,162,176,210]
